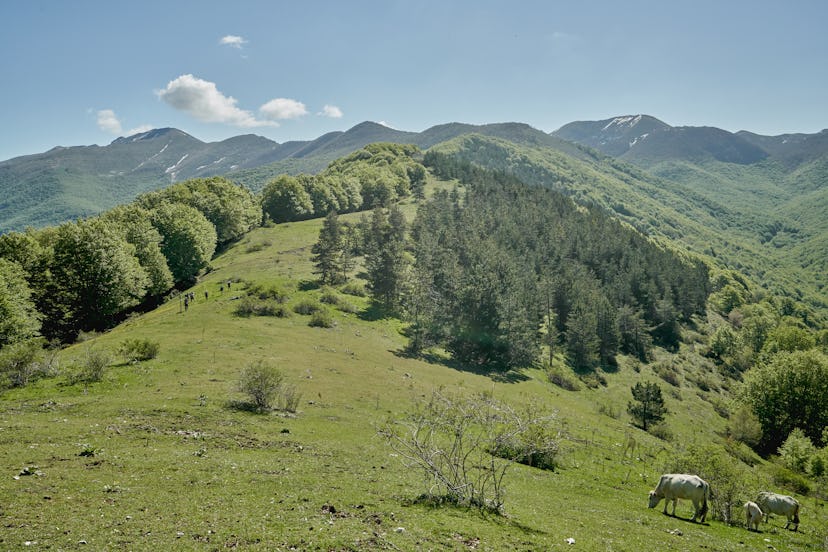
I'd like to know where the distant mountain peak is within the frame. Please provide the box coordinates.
[553,115,772,165]
[553,115,670,156]
[111,128,195,145]
[602,114,645,130]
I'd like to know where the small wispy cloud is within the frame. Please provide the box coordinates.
[97,109,153,136]
[319,104,343,118]
[126,124,154,136]
[259,98,308,120]
[97,109,122,134]
[157,74,277,128]
[220,35,248,49]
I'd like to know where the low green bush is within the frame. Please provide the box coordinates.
[547,367,579,391]
[0,338,51,389]
[234,297,291,318]
[293,299,322,315]
[340,281,366,297]
[247,283,289,303]
[235,360,301,413]
[309,308,335,328]
[118,338,160,362]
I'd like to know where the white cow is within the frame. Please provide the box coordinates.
[755,491,800,531]
[648,473,710,522]
[744,500,763,531]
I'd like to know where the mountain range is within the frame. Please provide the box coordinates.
[3,116,825,234]
[0,121,585,232]
[2,115,827,317]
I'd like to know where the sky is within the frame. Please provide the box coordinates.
[1,0,827,162]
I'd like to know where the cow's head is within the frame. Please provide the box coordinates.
[647,490,661,508]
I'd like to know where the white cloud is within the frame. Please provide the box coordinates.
[378,120,396,129]
[319,104,343,118]
[220,35,248,49]
[97,109,122,134]
[156,74,276,128]
[259,98,308,120]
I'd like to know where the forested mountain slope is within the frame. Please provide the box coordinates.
[552,116,828,319]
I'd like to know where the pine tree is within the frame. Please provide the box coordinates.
[311,211,346,286]
[364,206,408,311]
[627,381,667,430]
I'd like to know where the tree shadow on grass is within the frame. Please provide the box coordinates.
[357,301,393,322]
[298,279,320,292]
[392,348,529,383]
[225,399,268,414]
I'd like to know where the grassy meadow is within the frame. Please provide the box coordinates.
[1,202,827,551]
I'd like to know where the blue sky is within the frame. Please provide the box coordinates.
[1,0,827,161]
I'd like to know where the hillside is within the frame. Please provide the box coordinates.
[2,198,826,550]
[0,121,586,233]
[236,122,828,322]
[3,116,826,321]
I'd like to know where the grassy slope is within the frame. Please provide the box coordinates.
[1,195,826,550]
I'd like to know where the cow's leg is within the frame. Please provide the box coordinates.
[670,499,677,516]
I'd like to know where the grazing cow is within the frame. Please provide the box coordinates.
[755,491,800,531]
[744,501,763,531]
[648,474,710,522]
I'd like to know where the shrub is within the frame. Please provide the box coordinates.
[118,338,160,362]
[379,391,559,513]
[319,287,342,306]
[247,283,289,303]
[336,301,359,314]
[778,428,816,473]
[309,308,335,328]
[490,407,560,471]
[236,360,301,413]
[234,297,291,318]
[727,406,763,447]
[597,402,619,419]
[75,330,100,343]
[0,338,50,389]
[237,360,285,412]
[653,361,681,387]
[340,281,366,297]
[279,383,302,413]
[547,367,579,391]
[73,346,112,383]
[579,372,606,388]
[293,299,322,315]
[245,239,272,253]
[648,422,673,441]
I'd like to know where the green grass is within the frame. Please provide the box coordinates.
[1,214,826,550]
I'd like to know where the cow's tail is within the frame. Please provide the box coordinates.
[699,481,710,521]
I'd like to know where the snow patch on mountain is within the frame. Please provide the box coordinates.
[602,115,642,131]
[165,154,189,180]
